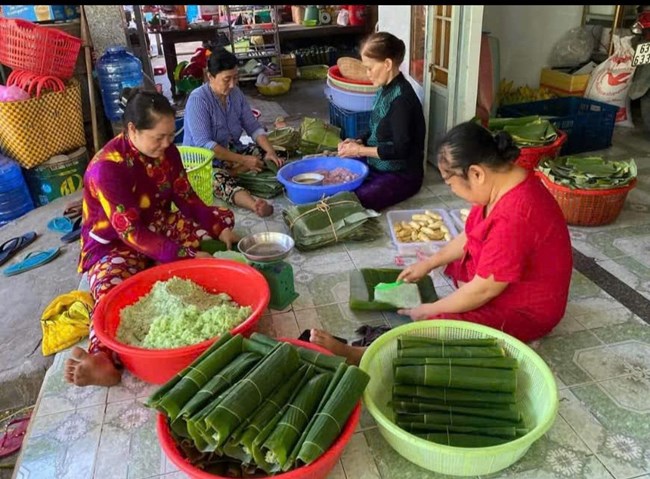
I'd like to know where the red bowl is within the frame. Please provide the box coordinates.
[93,259,270,384]
[156,338,361,479]
[327,65,373,86]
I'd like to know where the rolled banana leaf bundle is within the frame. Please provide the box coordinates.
[268,127,302,154]
[282,191,383,252]
[237,159,284,199]
[298,117,342,155]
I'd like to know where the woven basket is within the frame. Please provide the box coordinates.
[177,146,214,206]
[536,172,636,226]
[516,130,567,170]
[337,57,368,82]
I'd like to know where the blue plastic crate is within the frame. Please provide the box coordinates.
[498,97,618,155]
[329,101,371,139]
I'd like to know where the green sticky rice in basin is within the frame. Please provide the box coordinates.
[116,277,253,349]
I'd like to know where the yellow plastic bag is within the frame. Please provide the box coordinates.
[41,290,94,356]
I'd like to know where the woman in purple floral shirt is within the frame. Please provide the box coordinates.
[65,88,238,388]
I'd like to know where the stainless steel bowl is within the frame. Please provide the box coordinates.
[292,172,325,186]
[237,232,295,263]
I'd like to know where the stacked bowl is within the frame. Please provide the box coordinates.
[325,62,378,113]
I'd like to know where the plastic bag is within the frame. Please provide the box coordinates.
[584,34,636,128]
[41,291,94,356]
[0,85,30,103]
[549,27,595,68]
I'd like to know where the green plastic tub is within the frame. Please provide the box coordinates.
[359,320,558,477]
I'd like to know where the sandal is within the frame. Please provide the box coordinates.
[0,232,37,267]
[2,247,61,277]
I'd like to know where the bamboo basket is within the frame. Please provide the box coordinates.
[337,57,368,82]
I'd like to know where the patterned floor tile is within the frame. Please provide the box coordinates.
[339,431,382,479]
[327,461,347,479]
[563,292,625,319]
[483,414,614,479]
[15,404,104,479]
[292,303,388,342]
[596,257,650,301]
[532,330,604,386]
[568,270,606,300]
[575,305,644,331]
[256,310,301,339]
[107,371,159,404]
[560,385,650,479]
[93,399,163,479]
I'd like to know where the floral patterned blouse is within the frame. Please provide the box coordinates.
[78,134,234,272]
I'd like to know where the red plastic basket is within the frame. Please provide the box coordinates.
[536,171,637,226]
[516,129,567,170]
[0,18,82,80]
[93,259,270,384]
[156,338,362,479]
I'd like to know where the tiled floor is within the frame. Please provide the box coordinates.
[11,89,650,478]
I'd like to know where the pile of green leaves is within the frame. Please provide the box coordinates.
[487,116,557,147]
[538,155,637,190]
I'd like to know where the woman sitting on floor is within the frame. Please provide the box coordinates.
[183,47,283,217]
[313,121,573,364]
[337,31,426,211]
[65,88,238,387]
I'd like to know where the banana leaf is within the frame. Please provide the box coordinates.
[397,345,506,358]
[538,155,637,190]
[392,401,521,421]
[401,424,521,438]
[282,192,383,252]
[394,395,518,410]
[171,352,262,437]
[398,336,498,348]
[204,342,302,449]
[393,384,516,405]
[234,364,316,462]
[349,268,438,311]
[393,357,518,369]
[487,115,545,129]
[415,432,511,447]
[299,117,342,154]
[268,127,302,153]
[145,332,233,409]
[294,365,370,467]
[246,334,346,371]
[487,116,557,147]
[396,413,523,427]
[394,365,517,392]
[154,334,244,421]
[237,159,284,199]
[262,372,333,469]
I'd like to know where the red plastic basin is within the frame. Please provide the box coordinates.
[156,338,361,479]
[93,259,270,384]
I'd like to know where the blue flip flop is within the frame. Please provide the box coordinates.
[0,232,37,267]
[2,247,61,277]
[60,217,82,244]
[47,217,74,234]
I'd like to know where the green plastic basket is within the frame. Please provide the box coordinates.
[177,146,214,206]
[359,320,558,477]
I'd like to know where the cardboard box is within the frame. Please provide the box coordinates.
[540,68,591,97]
[1,5,79,22]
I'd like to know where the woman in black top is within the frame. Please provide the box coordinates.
[338,32,426,211]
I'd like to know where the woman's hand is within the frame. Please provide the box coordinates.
[338,141,363,158]
[397,260,432,283]
[264,151,284,167]
[397,304,433,321]
[218,228,240,250]
[241,154,264,173]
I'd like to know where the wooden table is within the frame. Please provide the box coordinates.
[159,25,229,95]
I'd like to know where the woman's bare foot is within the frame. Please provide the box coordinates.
[310,329,366,366]
[64,347,121,387]
[254,199,274,217]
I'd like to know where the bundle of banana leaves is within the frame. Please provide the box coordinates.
[390,335,528,448]
[538,155,637,190]
[237,159,284,199]
[487,116,558,147]
[298,117,342,155]
[267,127,302,155]
[282,191,384,251]
[147,332,369,476]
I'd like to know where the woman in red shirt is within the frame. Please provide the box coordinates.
[311,121,572,365]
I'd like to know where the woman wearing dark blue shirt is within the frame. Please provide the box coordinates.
[183,48,282,217]
[338,32,426,211]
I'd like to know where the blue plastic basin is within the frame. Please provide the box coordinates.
[277,157,369,204]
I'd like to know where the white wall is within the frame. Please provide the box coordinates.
[482,6,584,87]
[377,5,424,102]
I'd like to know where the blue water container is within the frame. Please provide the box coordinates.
[96,46,144,122]
[186,5,199,23]
[0,154,35,226]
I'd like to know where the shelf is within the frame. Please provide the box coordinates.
[235,50,279,60]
